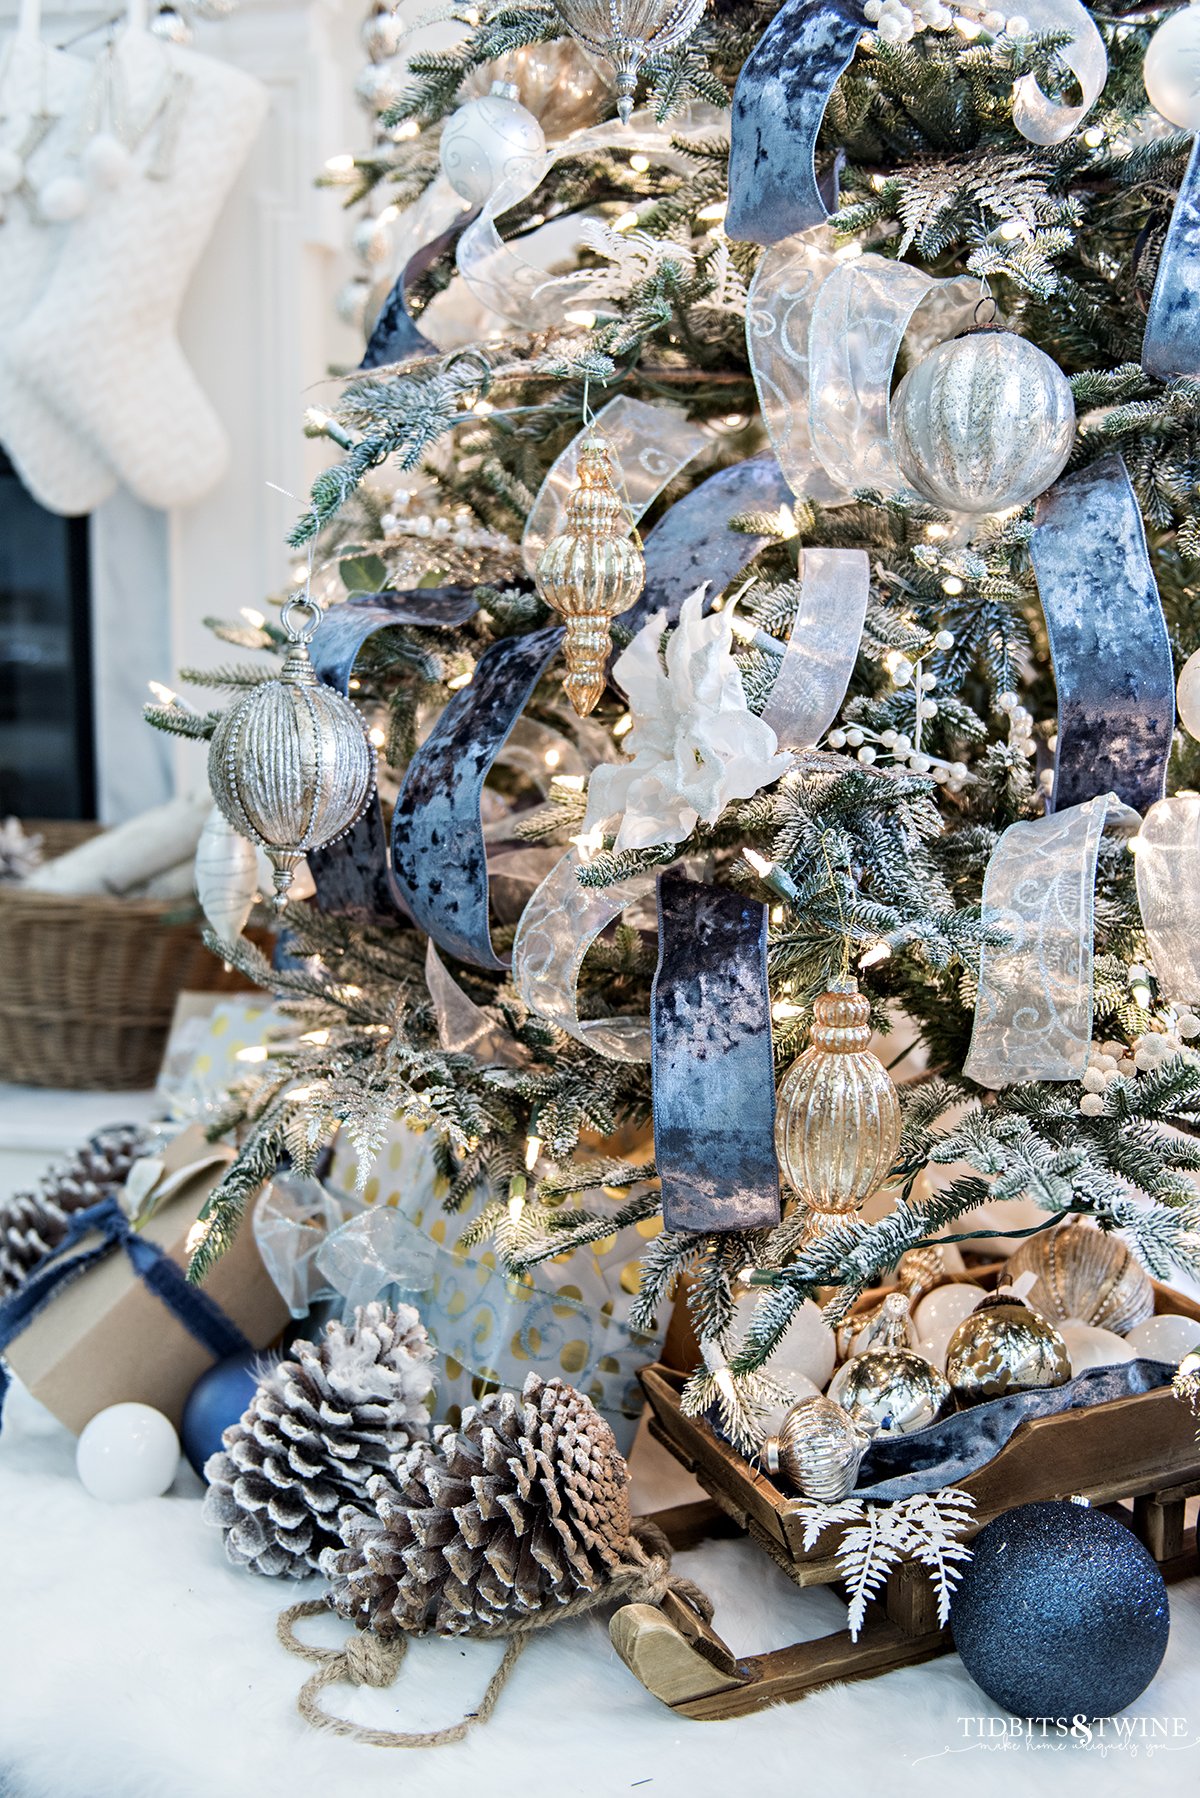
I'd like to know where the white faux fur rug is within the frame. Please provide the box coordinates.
[1,1378,1198,1798]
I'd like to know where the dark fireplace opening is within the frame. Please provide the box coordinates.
[0,449,95,821]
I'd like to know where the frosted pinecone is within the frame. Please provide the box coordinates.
[203,1302,434,1579]
[322,1372,633,1638]
[0,1124,147,1298]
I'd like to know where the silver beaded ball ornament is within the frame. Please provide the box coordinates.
[891,326,1075,516]
[207,596,376,910]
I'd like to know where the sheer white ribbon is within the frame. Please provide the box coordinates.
[964,794,1139,1088]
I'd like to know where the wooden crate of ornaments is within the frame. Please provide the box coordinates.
[617,1264,1200,1720]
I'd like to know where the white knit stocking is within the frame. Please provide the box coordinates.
[0,29,117,514]
[12,25,267,510]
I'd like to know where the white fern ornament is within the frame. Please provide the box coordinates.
[194,806,258,944]
[796,1487,976,1641]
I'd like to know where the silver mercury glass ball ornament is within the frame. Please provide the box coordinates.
[945,1285,1071,1405]
[891,325,1076,515]
[355,60,404,115]
[351,212,394,268]
[362,3,404,62]
[207,595,376,911]
[335,275,372,330]
[438,82,546,206]
[150,4,193,43]
[827,1293,954,1436]
[763,1394,875,1500]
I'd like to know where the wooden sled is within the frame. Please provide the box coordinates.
[612,1275,1200,1720]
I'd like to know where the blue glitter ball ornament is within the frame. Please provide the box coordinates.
[951,1500,1169,1719]
[181,1352,264,1478]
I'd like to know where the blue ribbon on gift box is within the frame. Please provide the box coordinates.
[0,1197,252,1431]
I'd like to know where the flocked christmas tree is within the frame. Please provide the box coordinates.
[150,0,1200,1449]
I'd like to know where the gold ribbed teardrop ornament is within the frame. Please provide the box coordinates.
[773,979,902,1236]
[533,437,645,716]
[207,596,376,911]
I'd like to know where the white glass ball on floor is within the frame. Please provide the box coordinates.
[439,81,546,206]
[891,328,1075,515]
[1058,1319,1137,1376]
[1124,1312,1200,1364]
[1144,5,1200,130]
[76,1402,181,1503]
[151,4,193,43]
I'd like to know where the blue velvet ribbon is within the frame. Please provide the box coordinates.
[652,873,782,1234]
[307,589,479,919]
[851,1358,1176,1501]
[360,212,477,369]
[0,1197,252,1432]
[725,0,864,246]
[391,626,564,969]
[1030,454,1174,815]
[1142,136,1200,381]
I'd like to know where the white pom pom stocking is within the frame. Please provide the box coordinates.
[0,36,117,514]
[12,28,268,510]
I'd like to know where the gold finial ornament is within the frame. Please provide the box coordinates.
[773,979,902,1236]
[533,437,645,716]
[207,597,376,912]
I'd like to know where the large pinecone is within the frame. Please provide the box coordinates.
[0,1124,147,1299]
[322,1372,633,1638]
[203,1302,434,1579]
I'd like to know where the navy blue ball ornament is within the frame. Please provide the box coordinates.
[951,1500,1169,1719]
[181,1352,265,1478]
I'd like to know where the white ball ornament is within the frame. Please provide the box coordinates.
[891,328,1076,516]
[0,147,24,195]
[1144,4,1200,131]
[1057,1319,1137,1376]
[731,1291,837,1390]
[1124,1313,1200,1363]
[38,175,88,223]
[1176,646,1200,741]
[76,1402,181,1503]
[83,132,133,190]
[439,81,546,206]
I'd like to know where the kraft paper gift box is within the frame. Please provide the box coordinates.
[5,1123,290,1434]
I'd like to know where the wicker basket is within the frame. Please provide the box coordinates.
[0,821,257,1090]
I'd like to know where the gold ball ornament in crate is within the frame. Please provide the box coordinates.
[773,979,902,1236]
[827,1293,953,1436]
[1005,1218,1154,1336]
[891,326,1076,516]
[944,1285,1071,1405]
[207,597,376,911]
[533,436,645,717]
[763,1393,875,1500]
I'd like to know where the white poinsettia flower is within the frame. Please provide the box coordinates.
[583,585,793,852]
